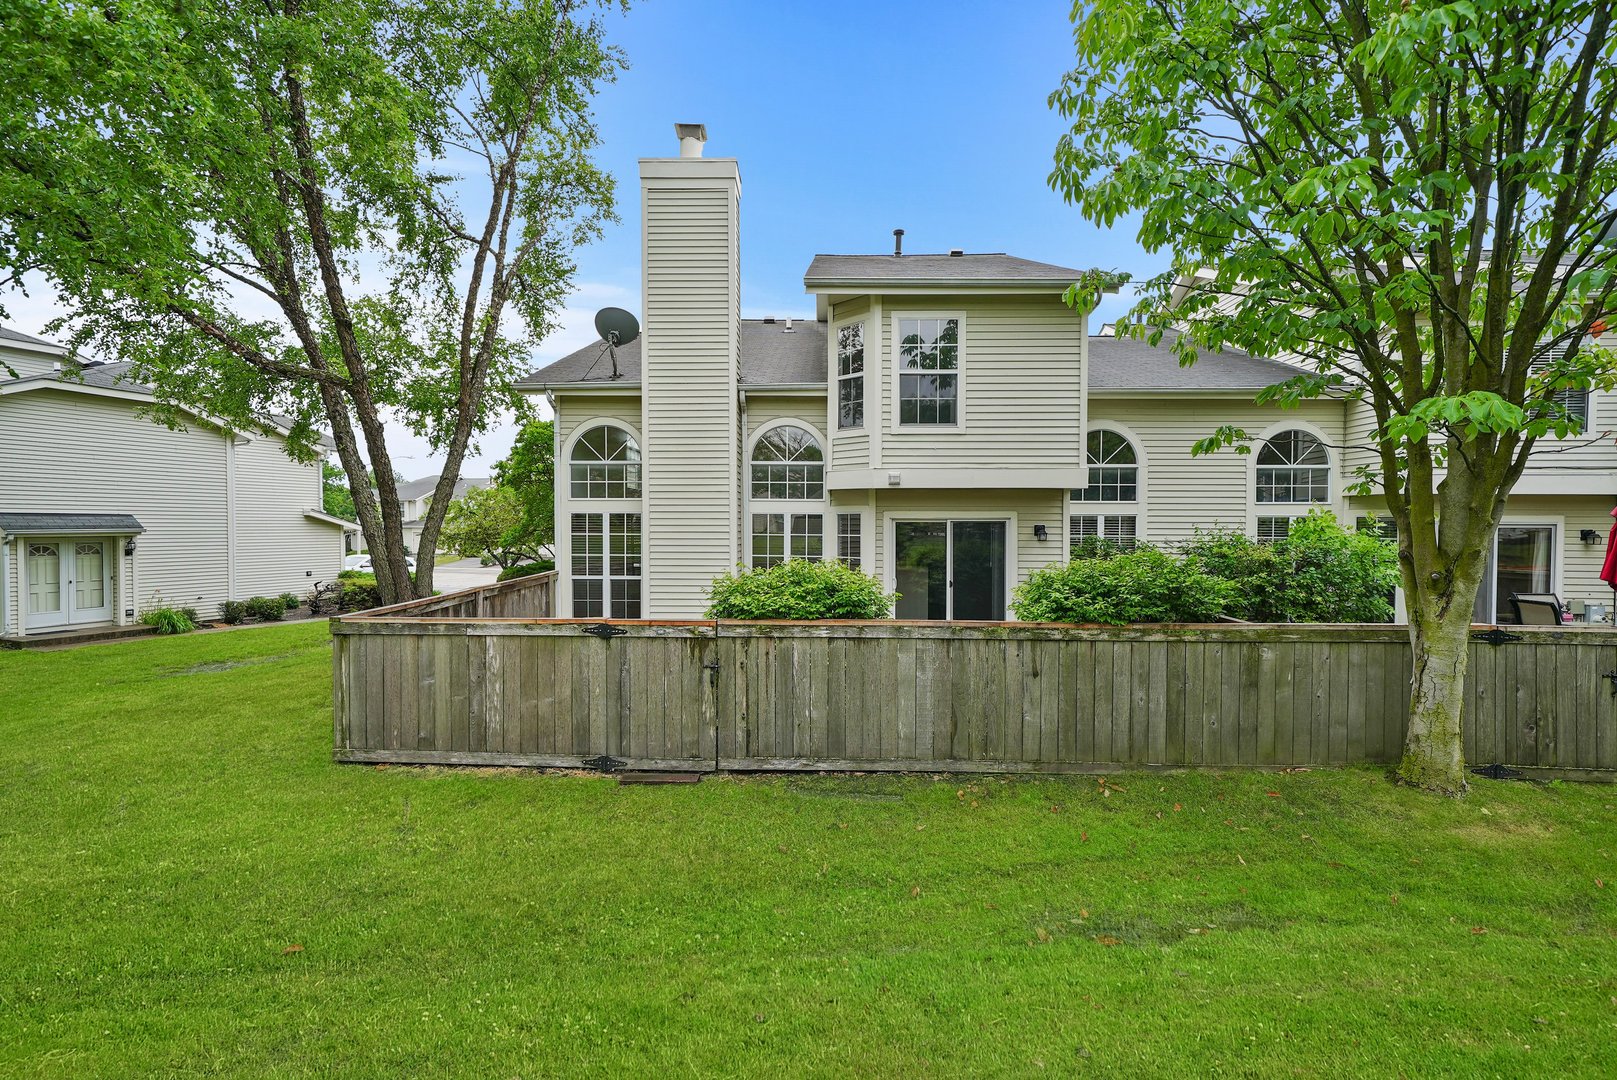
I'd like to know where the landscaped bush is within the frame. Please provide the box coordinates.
[218,600,248,624]
[140,606,198,635]
[277,591,302,611]
[496,559,556,583]
[1179,512,1397,623]
[244,596,287,621]
[177,607,200,626]
[1011,546,1236,624]
[706,560,894,620]
[337,573,383,613]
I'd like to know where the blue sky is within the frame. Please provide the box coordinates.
[7,0,1158,474]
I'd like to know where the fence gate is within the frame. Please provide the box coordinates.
[1464,629,1617,774]
[333,621,720,770]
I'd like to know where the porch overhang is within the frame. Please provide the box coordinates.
[0,512,146,539]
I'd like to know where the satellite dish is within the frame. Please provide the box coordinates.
[595,307,640,347]
[593,307,639,380]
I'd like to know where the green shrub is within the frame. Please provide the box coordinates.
[1179,512,1397,623]
[337,569,367,580]
[337,573,382,613]
[177,607,200,626]
[244,596,286,621]
[496,559,556,583]
[140,606,198,635]
[706,560,894,620]
[278,591,302,611]
[1068,534,1131,561]
[218,600,247,624]
[1011,546,1237,624]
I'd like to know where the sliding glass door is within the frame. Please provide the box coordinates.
[892,520,1008,620]
[1473,524,1556,624]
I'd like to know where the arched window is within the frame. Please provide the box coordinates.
[750,424,824,499]
[569,425,641,499]
[1074,429,1138,502]
[1256,430,1329,503]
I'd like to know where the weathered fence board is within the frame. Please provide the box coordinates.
[333,585,1617,778]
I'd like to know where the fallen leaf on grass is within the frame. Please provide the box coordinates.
[911,886,921,897]
[1237,854,1247,866]
[1597,878,1605,889]
[282,944,304,955]
[1081,830,1089,843]
[1035,926,1051,943]
[1389,893,1400,905]
[1266,792,1281,798]
[1471,927,1488,935]
[1079,908,1089,919]
[1095,934,1121,946]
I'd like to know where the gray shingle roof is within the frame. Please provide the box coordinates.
[395,475,490,502]
[1089,329,1305,390]
[0,512,145,536]
[517,318,828,389]
[804,253,1090,286]
[0,325,66,351]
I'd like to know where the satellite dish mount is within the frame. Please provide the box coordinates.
[593,307,640,381]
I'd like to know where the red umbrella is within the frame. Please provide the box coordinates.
[1601,506,1617,622]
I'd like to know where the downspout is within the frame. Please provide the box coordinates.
[0,533,10,638]
[225,432,237,601]
[739,389,749,565]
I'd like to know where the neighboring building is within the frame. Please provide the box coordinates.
[1,327,354,641]
[385,474,490,554]
[517,124,1617,624]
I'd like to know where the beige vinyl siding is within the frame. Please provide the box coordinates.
[744,396,826,443]
[1516,386,1617,488]
[1,350,63,379]
[1088,396,1350,544]
[231,436,343,598]
[875,295,1086,470]
[829,298,871,470]
[640,168,741,618]
[0,389,230,625]
[556,394,644,446]
[871,488,1067,595]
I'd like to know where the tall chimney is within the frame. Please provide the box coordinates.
[675,122,707,159]
[893,228,905,256]
[639,124,741,616]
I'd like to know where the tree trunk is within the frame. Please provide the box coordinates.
[1398,598,1473,795]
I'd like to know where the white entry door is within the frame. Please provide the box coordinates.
[24,537,114,631]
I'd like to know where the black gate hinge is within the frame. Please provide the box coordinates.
[1471,628,1524,646]
[582,623,627,639]
[582,754,627,773]
[1605,671,1617,697]
[703,660,720,689]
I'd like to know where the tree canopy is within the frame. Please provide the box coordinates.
[1,0,624,603]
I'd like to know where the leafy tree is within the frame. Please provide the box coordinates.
[439,485,541,568]
[494,418,556,560]
[1,0,624,604]
[1051,0,1617,792]
[322,462,357,522]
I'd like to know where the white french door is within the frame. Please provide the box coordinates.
[23,537,114,631]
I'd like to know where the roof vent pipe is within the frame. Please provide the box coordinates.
[674,122,707,158]
[893,228,904,256]
[784,318,795,333]
[949,248,964,257]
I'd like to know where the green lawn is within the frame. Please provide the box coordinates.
[2,624,1615,1077]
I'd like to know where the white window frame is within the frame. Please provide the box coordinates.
[1069,513,1140,550]
[833,318,867,432]
[746,418,831,569]
[1249,421,1336,535]
[834,509,870,569]
[890,311,967,434]
[884,513,1018,620]
[558,417,645,618]
[1068,421,1146,540]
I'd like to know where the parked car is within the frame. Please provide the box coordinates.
[342,553,416,573]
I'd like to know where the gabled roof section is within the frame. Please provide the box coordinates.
[0,325,69,356]
[516,318,828,391]
[1088,328,1308,391]
[394,475,490,502]
[804,252,1091,288]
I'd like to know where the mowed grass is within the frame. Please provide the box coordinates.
[1,624,1615,1078]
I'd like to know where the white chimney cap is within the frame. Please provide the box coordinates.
[675,123,707,158]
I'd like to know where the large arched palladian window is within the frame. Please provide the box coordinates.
[567,423,642,618]
[1254,428,1330,541]
[1070,427,1141,549]
[749,422,830,567]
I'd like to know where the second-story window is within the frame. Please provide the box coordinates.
[569,424,642,499]
[1531,359,1591,430]
[837,323,864,429]
[1256,430,1329,504]
[897,317,960,426]
[750,424,824,499]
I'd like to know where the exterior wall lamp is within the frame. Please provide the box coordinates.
[1033,524,1049,541]
[1580,529,1602,545]
[124,537,137,556]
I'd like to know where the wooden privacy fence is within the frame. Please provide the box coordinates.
[333,589,1617,778]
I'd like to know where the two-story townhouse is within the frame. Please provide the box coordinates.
[0,327,355,642]
[383,474,490,556]
[518,125,1617,624]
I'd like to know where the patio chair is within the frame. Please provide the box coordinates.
[1509,593,1567,625]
